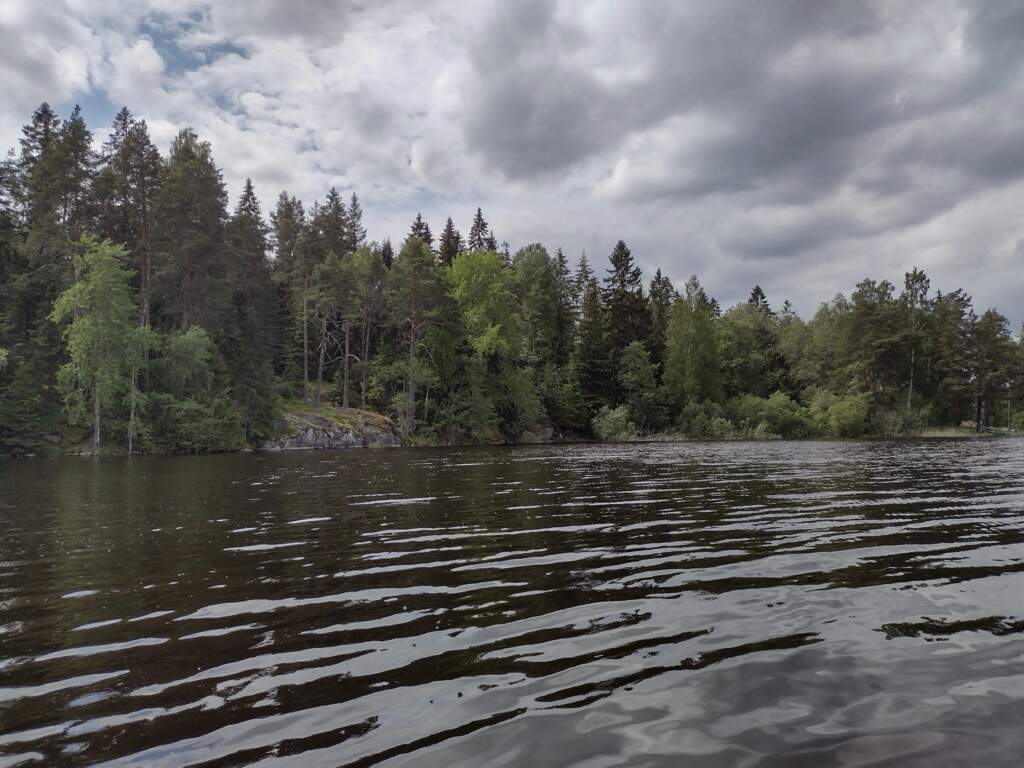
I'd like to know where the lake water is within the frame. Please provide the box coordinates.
[2,440,1024,767]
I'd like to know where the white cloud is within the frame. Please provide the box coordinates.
[2,0,1024,327]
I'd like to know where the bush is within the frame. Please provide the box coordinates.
[678,400,735,438]
[592,404,638,441]
[811,392,870,437]
[731,392,815,438]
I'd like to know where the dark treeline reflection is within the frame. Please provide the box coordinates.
[2,103,1022,455]
[3,442,1024,765]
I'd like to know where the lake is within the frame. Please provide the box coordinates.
[2,440,1024,766]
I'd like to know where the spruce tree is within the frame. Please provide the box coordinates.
[94,108,162,325]
[224,178,278,440]
[437,216,461,267]
[648,268,676,371]
[602,240,650,368]
[151,128,229,333]
[468,207,490,251]
[553,248,575,366]
[320,187,349,257]
[270,192,305,380]
[570,273,612,422]
[345,192,366,254]
[407,213,433,250]
[748,285,772,315]
[380,238,394,269]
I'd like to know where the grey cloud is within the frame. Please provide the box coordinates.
[4,0,1024,327]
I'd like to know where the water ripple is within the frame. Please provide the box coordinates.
[3,440,1024,765]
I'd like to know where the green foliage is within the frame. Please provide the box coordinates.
[665,278,721,405]
[810,392,871,437]
[677,400,735,439]
[50,237,148,448]
[449,249,519,356]
[6,100,1024,453]
[731,392,815,439]
[592,404,638,441]
[144,327,244,452]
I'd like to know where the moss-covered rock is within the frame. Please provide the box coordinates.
[262,402,401,451]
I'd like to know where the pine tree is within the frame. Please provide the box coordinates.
[387,237,447,435]
[320,187,349,257]
[648,269,676,371]
[270,192,305,381]
[553,248,575,366]
[151,128,229,333]
[4,105,97,442]
[407,213,433,250]
[572,251,593,319]
[468,207,490,251]
[345,192,366,254]
[570,277,612,421]
[224,178,278,440]
[437,216,462,267]
[748,285,772,314]
[380,238,394,269]
[602,240,650,370]
[94,108,162,325]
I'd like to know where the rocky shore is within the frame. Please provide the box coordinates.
[261,407,402,451]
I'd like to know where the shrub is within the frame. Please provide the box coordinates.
[732,392,815,438]
[592,404,639,441]
[811,392,870,437]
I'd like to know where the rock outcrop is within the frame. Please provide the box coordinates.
[261,408,401,451]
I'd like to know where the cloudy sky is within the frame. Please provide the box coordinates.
[3,0,1023,321]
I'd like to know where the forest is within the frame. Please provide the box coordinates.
[1,103,1022,455]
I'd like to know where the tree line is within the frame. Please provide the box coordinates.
[1,102,1022,454]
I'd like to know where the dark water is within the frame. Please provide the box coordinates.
[3,441,1024,767]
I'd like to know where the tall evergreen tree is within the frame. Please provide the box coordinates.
[648,269,676,371]
[602,240,650,371]
[151,128,228,333]
[345,192,366,254]
[407,213,433,250]
[467,207,492,252]
[94,108,162,325]
[437,216,462,267]
[748,285,772,315]
[553,248,575,366]
[570,276,612,421]
[387,238,447,435]
[270,192,305,380]
[320,187,349,257]
[224,178,277,440]
[380,238,394,269]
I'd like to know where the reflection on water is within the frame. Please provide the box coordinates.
[2,440,1024,766]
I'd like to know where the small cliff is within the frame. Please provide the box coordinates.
[262,403,401,451]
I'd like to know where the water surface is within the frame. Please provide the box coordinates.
[3,440,1024,766]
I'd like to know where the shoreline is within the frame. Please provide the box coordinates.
[3,427,1013,460]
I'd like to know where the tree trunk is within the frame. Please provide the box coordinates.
[906,344,916,413]
[342,321,350,409]
[360,320,370,408]
[315,323,326,407]
[302,274,310,402]
[128,367,137,455]
[406,322,417,436]
[93,385,101,453]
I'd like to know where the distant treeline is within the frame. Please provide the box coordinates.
[1,103,1021,454]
